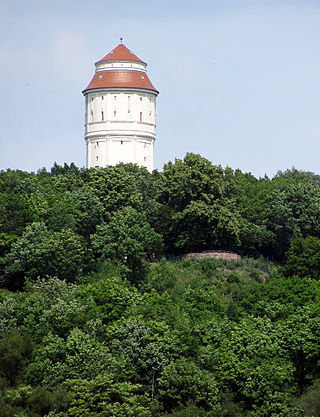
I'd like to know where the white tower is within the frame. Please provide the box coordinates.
[83,43,159,172]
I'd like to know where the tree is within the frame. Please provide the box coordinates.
[295,379,320,417]
[110,319,167,387]
[66,190,104,240]
[26,329,116,388]
[91,207,163,283]
[282,236,320,279]
[2,223,86,289]
[86,164,154,216]
[157,153,243,253]
[158,358,220,413]
[282,307,320,392]
[77,275,138,324]
[264,179,320,258]
[21,277,95,340]
[0,330,32,386]
[67,375,151,417]
[199,317,296,411]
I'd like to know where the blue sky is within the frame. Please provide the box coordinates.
[0,0,319,177]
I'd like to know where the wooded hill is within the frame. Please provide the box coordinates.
[0,153,320,416]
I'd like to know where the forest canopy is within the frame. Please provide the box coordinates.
[0,154,320,416]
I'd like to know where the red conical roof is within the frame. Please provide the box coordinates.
[83,70,158,93]
[97,43,145,63]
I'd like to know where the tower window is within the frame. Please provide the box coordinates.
[114,96,117,100]
[114,111,116,117]
[144,157,146,161]
[96,156,98,161]
[91,110,93,121]
[140,112,142,122]
[140,97,142,101]
[128,109,130,113]
[101,111,104,121]
[121,140,123,145]
[101,96,104,100]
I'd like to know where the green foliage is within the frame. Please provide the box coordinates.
[0,175,36,236]
[3,384,69,417]
[283,236,320,279]
[21,277,95,340]
[92,206,163,283]
[0,331,32,386]
[77,274,138,324]
[158,359,220,413]
[2,223,85,289]
[0,293,20,332]
[0,159,320,416]
[295,380,320,416]
[92,207,163,261]
[162,402,216,417]
[67,375,151,417]
[86,163,156,216]
[158,153,243,252]
[264,179,320,257]
[110,319,167,386]
[26,329,116,389]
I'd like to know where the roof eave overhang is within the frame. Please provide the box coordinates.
[82,86,159,96]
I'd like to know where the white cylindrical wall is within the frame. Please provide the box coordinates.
[84,89,157,171]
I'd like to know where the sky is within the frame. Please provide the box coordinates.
[0,0,319,178]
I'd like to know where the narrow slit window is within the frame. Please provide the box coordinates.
[114,110,116,117]
[139,112,142,122]
[101,111,104,121]
[121,140,123,145]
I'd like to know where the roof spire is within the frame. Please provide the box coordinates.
[120,37,123,44]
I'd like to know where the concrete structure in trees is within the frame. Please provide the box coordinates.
[83,42,159,172]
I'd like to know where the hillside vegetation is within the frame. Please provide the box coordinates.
[0,153,320,416]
